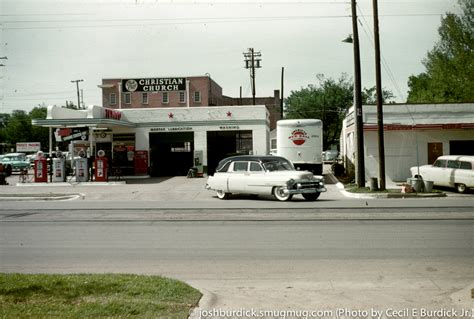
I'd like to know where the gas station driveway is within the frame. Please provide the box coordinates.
[1,173,348,203]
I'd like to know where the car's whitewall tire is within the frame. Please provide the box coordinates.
[216,190,230,199]
[273,186,292,201]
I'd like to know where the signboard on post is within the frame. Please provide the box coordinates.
[16,142,41,153]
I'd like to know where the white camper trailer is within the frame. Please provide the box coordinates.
[276,119,323,175]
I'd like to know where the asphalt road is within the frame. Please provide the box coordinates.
[1,216,473,314]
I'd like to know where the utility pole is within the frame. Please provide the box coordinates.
[243,48,262,105]
[281,67,284,119]
[71,79,84,109]
[343,0,365,188]
[373,0,386,190]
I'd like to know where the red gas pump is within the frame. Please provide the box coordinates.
[34,159,48,183]
[94,150,108,182]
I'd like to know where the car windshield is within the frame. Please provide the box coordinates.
[262,158,294,171]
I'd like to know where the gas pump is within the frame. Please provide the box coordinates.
[52,151,66,182]
[75,149,89,182]
[34,151,48,183]
[94,150,108,182]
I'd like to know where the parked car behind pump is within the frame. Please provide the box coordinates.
[410,155,474,193]
[206,155,326,201]
[0,153,30,176]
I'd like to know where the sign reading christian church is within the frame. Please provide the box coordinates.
[122,78,186,92]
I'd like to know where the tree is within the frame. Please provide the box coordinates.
[0,113,12,153]
[362,86,396,104]
[29,105,49,151]
[0,105,49,151]
[3,110,33,146]
[407,0,474,103]
[285,74,353,149]
[284,74,395,150]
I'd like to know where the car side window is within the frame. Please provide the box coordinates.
[233,161,248,172]
[459,161,472,170]
[447,160,460,169]
[433,160,447,168]
[218,161,232,172]
[250,162,263,172]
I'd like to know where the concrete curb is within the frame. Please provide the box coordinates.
[15,181,126,187]
[0,193,85,201]
[340,188,447,199]
[188,289,218,319]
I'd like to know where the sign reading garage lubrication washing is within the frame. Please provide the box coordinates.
[121,78,186,92]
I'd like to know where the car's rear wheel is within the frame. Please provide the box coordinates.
[273,186,293,201]
[216,190,230,199]
[456,183,468,194]
[302,192,320,201]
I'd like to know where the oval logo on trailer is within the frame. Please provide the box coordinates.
[288,129,309,145]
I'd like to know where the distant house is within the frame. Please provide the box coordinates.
[341,103,474,183]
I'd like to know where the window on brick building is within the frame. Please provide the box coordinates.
[194,91,201,103]
[142,93,148,104]
[124,92,131,104]
[110,93,117,106]
[162,92,169,104]
[179,91,186,103]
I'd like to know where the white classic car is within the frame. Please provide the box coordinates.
[410,155,474,193]
[205,155,326,201]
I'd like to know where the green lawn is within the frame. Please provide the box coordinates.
[0,273,202,318]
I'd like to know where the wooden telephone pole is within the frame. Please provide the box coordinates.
[243,48,262,105]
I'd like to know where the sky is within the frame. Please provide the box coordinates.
[0,0,461,114]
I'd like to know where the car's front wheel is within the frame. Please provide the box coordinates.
[273,186,293,201]
[216,190,230,199]
[302,193,320,201]
[456,183,468,194]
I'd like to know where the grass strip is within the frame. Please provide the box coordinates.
[0,273,202,318]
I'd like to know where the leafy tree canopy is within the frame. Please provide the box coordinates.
[0,105,49,151]
[284,74,395,150]
[407,0,474,103]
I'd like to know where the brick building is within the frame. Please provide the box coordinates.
[98,75,281,129]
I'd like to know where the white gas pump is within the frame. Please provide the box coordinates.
[75,149,89,182]
[52,151,66,182]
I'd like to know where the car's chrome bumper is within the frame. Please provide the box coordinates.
[286,187,327,194]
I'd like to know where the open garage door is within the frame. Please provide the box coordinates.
[149,132,194,176]
[207,130,252,175]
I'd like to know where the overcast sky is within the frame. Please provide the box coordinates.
[0,0,461,113]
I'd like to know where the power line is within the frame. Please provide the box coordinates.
[356,4,406,101]
[3,13,447,24]
[1,14,452,29]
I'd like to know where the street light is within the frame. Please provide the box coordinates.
[343,0,365,188]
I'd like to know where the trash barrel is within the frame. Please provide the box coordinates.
[370,177,378,191]
[408,178,423,193]
[423,180,434,193]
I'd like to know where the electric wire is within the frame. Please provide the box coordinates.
[356,3,406,102]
